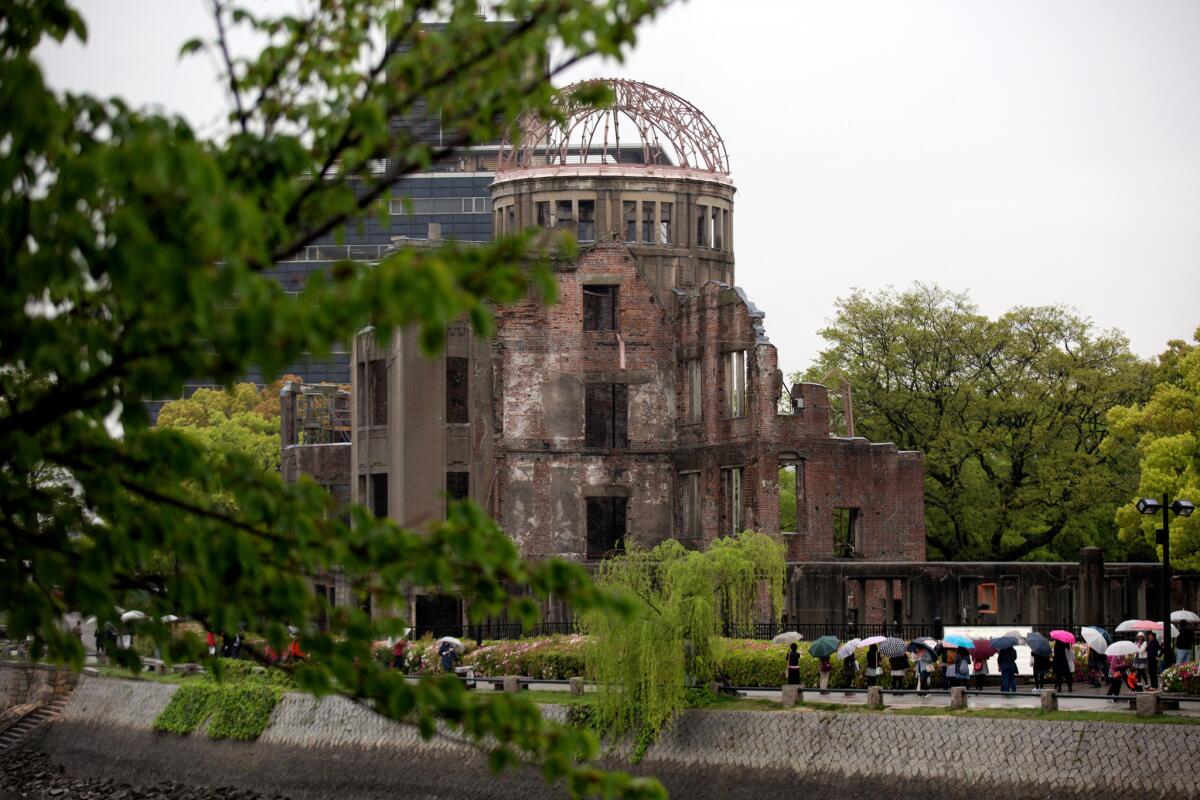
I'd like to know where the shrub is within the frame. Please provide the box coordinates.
[152,683,216,734]
[152,658,285,739]
[462,635,586,679]
[205,684,282,740]
[1162,661,1200,694]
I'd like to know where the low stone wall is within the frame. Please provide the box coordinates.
[0,659,78,707]
[26,674,1200,800]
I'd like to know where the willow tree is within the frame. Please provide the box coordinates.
[583,532,785,752]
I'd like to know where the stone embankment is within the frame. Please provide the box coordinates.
[5,664,1199,800]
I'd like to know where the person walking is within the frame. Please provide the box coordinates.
[72,619,83,642]
[972,650,989,690]
[1146,631,1161,690]
[1133,633,1148,686]
[1107,654,1127,701]
[865,643,880,688]
[841,651,858,697]
[1032,650,1050,691]
[888,651,909,693]
[1052,638,1073,693]
[438,640,457,674]
[954,647,971,689]
[392,638,408,671]
[786,642,801,685]
[818,655,832,694]
[997,644,1018,695]
[1176,622,1194,666]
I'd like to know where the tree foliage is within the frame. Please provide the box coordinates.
[798,284,1151,561]
[1103,329,1200,568]
[582,533,785,753]
[156,378,300,474]
[2,1,670,796]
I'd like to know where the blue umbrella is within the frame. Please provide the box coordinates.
[943,633,974,650]
[1025,632,1052,657]
[989,635,1019,650]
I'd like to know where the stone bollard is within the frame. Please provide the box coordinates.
[1040,690,1058,712]
[780,684,800,707]
[866,686,884,709]
[949,686,968,710]
[569,677,585,697]
[1136,692,1161,718]
[502,676,521,693]
[708,681,722,698]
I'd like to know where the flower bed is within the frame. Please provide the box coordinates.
[462,635,586,680]
[1162,661,1200,694]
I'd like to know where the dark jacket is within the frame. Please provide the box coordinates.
[1146,638,1161,660]
[866,646,879,669]
[888,654,909,671]
[1052,640,1070,672]
[997,647,1017,669]
[1032,652,1051,672]
[1177,627,1194,650]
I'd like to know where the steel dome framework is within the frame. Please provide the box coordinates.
[498,79,730,175]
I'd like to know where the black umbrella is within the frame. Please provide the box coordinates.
[989,635,1019,650]
[907,638,937,658]
[878,637,907,658]
[1025,632,1051,657]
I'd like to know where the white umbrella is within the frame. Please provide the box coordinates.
[1171,610,1200,623]
[771,631,804,645]
[120,610,147,623]
[436,636,465,652]
[836,638,862,659]
[1115,619,1143,633]
[1106,640,1140,658]
[1081,627,1108,655]
[160,614,180,624]
[858,635,887,647]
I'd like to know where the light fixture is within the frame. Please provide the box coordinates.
[1136,497,1163,515]
[1171,499,1195,518]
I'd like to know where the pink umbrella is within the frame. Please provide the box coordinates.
[858,635,887,647]
[1049,629,1076,645]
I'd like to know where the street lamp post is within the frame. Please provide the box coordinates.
[1136,494,1196,665]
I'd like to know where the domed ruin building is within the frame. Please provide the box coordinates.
[347,80,926,629]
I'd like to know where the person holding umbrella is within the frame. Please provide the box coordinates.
[991,636,1019,695]
[953,646,971,688]
[838,640,860,697]
[1052,636,1073,693]
[786,642,801,685]
[1146,631,1161,690]
[865,643,881,687]
[808,636,838,694]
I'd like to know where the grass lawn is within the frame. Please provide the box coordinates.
[94,665,189,684]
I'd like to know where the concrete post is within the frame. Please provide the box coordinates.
[780,684,800,707]
[949,686,967,709]
[708,681,722,698]
[1040,690,1058,712]
[1136,692,1161,718]
[569,677,584,697]
[866,686,884,709]
[502,676,520,693]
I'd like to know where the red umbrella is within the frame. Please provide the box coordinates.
[1049,629,1076,645]
[971,638,996,660]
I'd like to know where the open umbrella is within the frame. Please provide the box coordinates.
[436,636,465,652]
[836,638,862,659]
[1085,625,1113,644]
[160,614,180,624]
[989,635,1020,650]
[907,638,938,659]
[808,635,839,659]
[1106,640,1140,658]
[1025,632,1052,657]
[943,633,974,650]
[1080,627,1108,655]
[1049,629,1076,645]
[879,637,907,658]
[1115,619,1143,633]
[1133,620,1180,636]
[971,638,996,660]
[119,610,146,623]
[772,631,804,645]
[1171,610,1200,623]
[858,635,887,647]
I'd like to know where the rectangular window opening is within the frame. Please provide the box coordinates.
[696,204,708,248]
[370,472,388,519]
[722,467,743,536]
[623,201,637,242]
[642,201,655,243]
[577,199,595,241]
[724,350,747,418]
[445,356,469,424]
[978,583,998,616]
[686,359,702,422]
[555,199,573,230]
[681,471,701,539]
[833,507,860,557]
[711,206,722,251]
[585,383,628,449]
[778,463,798,534]
[446,471,469,516]
[368,359,388,426]
[536,201,551,228]
[582,285,618,332]
[659,202,673,245]
[586,497,627,559]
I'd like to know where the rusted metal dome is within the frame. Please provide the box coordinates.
[497,79,730,175]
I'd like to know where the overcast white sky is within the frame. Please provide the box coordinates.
[38,1,1200,377]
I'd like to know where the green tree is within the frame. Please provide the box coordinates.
[2,2,668,796]
[582,532,784,756]
[798,284,1150,561]
[157,379,299,473]
[1103,329,1200,568]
